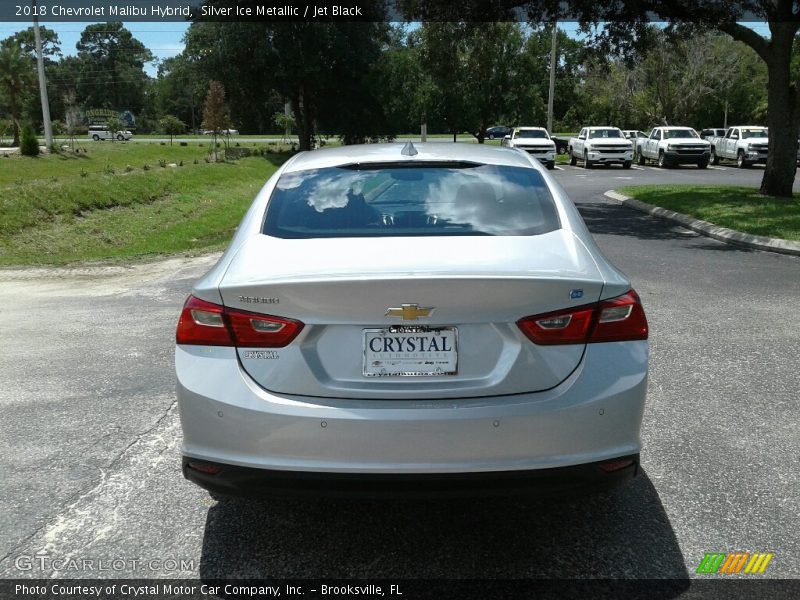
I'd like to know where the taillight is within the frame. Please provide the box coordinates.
[176,295,304,347]
[517,290,648,345]
[176,296,232,346]
[226,307,304,347]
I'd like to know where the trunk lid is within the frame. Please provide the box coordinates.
[219,231,605,399]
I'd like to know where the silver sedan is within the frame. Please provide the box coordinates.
[176,142,648,497]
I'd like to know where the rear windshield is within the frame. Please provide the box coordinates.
[589,129,622,139]
[263,164,561,238]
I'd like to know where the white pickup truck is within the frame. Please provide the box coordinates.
[568,127,633,168]
[708,126,769,168]
[501,127,556,169]
[634,126,711,168]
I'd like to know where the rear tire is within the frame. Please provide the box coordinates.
[92,134,100,141]
[710,147,719,165]
[117,134,124,141]
[637,151,646,165]
[569,148,577,166]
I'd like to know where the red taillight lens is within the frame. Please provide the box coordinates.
[517,290,648,345]
[176,296,233,346]
[225,307,304,348]
[176,295,304,348]
[590,290,648,343]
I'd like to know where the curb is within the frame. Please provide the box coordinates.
[604,190,800,257]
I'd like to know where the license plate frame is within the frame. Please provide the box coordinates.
[362,326,458,377]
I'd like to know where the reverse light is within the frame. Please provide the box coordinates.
[176,295,304,347]
[517,290,648,345]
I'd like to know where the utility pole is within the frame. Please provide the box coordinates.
[547,21,557,135]
[32,0,53,149]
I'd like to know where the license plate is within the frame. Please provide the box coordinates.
[363,326,458,377]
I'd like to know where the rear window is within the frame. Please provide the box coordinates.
[263,163,561,238]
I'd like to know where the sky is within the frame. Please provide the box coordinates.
[0,20,774,78]
[0,21,191,76]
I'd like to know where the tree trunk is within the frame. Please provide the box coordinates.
[292,89,313,151]
[452,130,457,143]
[760,24,798,198]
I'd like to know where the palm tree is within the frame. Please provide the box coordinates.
[0,43,35,146]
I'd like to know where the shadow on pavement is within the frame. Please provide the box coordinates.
[578,202,752,252]
[198,469,688,587]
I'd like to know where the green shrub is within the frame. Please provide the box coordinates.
[143,163,150,171]
[180,141,188,147]
[19,124,40,157]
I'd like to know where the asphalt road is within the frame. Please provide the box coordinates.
[0,164,798,588]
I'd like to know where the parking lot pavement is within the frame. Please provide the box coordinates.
[554,160,800,193]
[0,167,798,583]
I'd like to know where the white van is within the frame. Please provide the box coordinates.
[88,125,133,141]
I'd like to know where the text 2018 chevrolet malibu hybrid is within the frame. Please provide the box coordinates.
[176,142,648,497]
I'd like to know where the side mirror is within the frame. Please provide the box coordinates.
[578,135,586,140]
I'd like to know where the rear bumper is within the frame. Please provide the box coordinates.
[177,341,647,485]
[183,454,639,498]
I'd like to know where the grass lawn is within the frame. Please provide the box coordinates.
[0,142,292,265]
[617,185,800,242]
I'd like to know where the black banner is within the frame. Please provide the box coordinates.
[0,1,771,23]
[2,579,800,600]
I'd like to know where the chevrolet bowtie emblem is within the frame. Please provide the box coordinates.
[385,303,434,321]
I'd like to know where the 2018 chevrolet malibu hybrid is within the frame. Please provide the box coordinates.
[176,142,648,497]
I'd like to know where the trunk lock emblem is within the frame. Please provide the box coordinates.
[385,303,434,321]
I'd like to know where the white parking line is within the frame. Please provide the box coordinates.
[630,165,645,170]
[707,166,727,171]
[554,165,564,170]
[615,177,634,180]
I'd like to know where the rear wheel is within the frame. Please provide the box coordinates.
[584,150,594,168]
[488,133,495,140]
[737,151,749,168]
[117,134,124,141]
[637,150,646,165]
[710,147,719,165]
[92,134,100,141]
[569,147,577,166]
